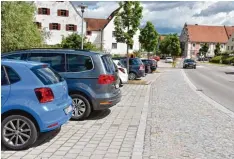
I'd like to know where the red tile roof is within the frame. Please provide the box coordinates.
[84,18,109,31]
[186,24,234,43]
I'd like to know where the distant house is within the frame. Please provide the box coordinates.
[180,24,234,58]
[34,1,86,45]
[85,8,140,55]
[226,33,234,53]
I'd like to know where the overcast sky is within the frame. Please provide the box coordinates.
[72,1,234,34]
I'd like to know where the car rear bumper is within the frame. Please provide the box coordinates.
[92,90,122,110]
[38,98,73,132]
[136,70,145,78]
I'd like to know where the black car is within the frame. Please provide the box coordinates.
[141,59,157,73]
[183,59,196,69]
[113,57,145,80]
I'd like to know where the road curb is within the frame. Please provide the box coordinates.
[181,69,234,119]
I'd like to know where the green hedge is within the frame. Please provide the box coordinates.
[210,55,234,64]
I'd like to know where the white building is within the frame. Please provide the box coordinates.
[180,24,234,58]
[34,1,86,45]
[226,33,234,53]
[85,8,140,55]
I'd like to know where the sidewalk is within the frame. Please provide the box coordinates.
[143,68,234,159]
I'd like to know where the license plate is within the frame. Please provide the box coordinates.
[64,105,73,115]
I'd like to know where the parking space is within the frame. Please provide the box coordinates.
[1,79,156,159]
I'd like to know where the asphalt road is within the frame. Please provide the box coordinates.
[184,62,234,112]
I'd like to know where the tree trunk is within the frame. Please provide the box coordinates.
[127,44,129,73]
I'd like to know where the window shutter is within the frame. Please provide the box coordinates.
[66,10,69,17]
[57,10,61,16]
[66,25,69,31]
[74,25,77,31]
[58,24,61,30]
[38,8,42,14]
[47,8,50,15]
[49,23,52,30]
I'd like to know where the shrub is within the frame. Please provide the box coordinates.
[209,56,222,63]
[223,56,234,64]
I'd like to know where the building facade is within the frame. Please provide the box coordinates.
[85,9,140,55]
[34,1,86,45]
[226,33,234,53]
[180,24,234,58]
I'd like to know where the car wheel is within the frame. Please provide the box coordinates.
[1,115,38,150]
[71,94,91,120]
[194,66,196,69]
[129,72,136,80]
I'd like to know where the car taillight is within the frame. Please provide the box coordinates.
[34,87,54,103]
[139,64,145,70]
[118,68,125,73]
[98,74,115,84]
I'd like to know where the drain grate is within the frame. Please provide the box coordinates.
[196,89,203,92]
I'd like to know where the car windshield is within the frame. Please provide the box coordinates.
[185,59,195,62]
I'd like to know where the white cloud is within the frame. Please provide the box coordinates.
[73,1,234,34]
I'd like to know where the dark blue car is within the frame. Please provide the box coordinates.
[2,49,121,120]
[1,59,73,150]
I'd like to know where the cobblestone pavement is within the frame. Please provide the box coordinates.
[2,61,234,159]
[1,75,158,159]
[144,68,234,159]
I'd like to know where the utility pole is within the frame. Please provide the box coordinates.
[78,3,87,50]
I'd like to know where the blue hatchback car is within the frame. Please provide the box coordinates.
[1,59,73,150]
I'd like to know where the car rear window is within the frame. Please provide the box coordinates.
[185,59,195,62]
[102,55,117,73]
[32,66,64,85]
[130,58,143,65]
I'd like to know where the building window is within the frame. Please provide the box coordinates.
[221,44,223,48]
[34,22,42,29]
[58,10,69,17]
[87,31,92,35]
[49,23,61,30]
[228,46,230,50]
[38,8,50,15]
[112,43,117,49]
[112,31,116,37]
[66,24,77,31]
[231,46,234,50]
[66,54,93,72]
[193,43,195,47]
[232,38,234,42]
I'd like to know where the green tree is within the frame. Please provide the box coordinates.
[61,33,100,51]
[199,43,209,60]
[139,21,159,59]
[114,1,143,72]
[1,1,42,52]
[214,43,221,56]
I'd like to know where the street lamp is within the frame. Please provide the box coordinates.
[78,3,87,50]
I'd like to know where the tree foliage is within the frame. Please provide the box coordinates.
[214,43,221,56]
[114,1,143,71]
[61,34,100,51]
[1,1,42,52]
[199,43,209,57]
[139,21,159,56]
[159,34,181,58]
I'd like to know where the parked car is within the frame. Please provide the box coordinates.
[1,59,73,150]
[183,59,196,69]
[113,57,145,80]
[141,59,157,73]
[113,60,128,85]
[2,49,121,120]
[152,56,160,61]
[165,57,173,63]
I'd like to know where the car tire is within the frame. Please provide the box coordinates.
[1,115,38,150]
[194,66,196,69]
[71,94,91,120]
[129,72,136,80]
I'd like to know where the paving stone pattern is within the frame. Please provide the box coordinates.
[143,69,234,159]
[1,83,151,159]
